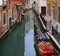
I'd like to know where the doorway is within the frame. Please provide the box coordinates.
[9,17,12,28]
[41,7,46,15]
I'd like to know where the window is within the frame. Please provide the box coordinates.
[12,9,17,20]
[14,9,17,19]
[3,13,6,25]
[52,6,56,19]
[2,11,6,27]
[26,0,29,4]
[0,13,1,21]
[12,10,14,20]
[47,4,51,16]
[53,0,56,3]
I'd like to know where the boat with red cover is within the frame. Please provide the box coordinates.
[34,24,58,56]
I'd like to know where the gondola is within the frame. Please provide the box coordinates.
[34,24,58,56]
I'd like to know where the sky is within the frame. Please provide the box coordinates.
[0,0,2,5]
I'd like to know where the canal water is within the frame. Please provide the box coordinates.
[0,10,46,56]
[24,11,36,56]
[0,10,37,56]
[0,18,25,56]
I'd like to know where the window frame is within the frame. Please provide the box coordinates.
[2,11,7,27]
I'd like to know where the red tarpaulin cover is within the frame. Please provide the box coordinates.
[37,42,56,56]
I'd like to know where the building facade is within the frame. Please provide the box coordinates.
[7,0,26,28]
[47,0,60,33]
[0,6,2,27]
[32,0,47,15]
[38,0,47,15]
[26,0,33,8]
[47,0,56,20]
[0,0,8,37]
[47,0,60,22]
[0,5,3,36]
[0,0,26,37]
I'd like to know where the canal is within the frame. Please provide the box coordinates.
[0,10,48,56]
[0,10,36,56]
[0,16,25,56]
[24,11,36,56]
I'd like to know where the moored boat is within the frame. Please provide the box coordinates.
[34,24,58,56]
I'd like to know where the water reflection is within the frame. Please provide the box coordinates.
[25,11,34,33]
[24,29,36,56]
[24,10,36,56]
